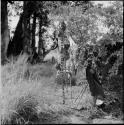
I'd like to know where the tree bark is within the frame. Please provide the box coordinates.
[31,13,36,54]
[1,0,10,64]
[23,1,30,54]
[28,16,32,55]
[7,1,31,57]
[7,13,24,57]
[38,18,44,59]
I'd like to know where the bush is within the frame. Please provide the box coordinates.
[1,94,39,124]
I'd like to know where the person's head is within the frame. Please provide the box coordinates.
[87,53,93,66]
[87,59,92,67]
[87,53,97,68]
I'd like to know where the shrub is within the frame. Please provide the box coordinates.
[1,93,39,124]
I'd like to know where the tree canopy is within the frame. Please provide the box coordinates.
[2,1,123,77]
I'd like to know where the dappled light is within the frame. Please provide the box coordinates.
[1,1,123,124]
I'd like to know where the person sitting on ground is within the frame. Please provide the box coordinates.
[86,58,105,107]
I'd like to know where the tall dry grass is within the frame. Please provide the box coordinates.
[0,54,70,124]
[0,54,95,124]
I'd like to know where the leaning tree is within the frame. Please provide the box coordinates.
[1,0,13,64]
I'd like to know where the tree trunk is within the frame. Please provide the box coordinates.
[1,0,10,64]
[28,16,32,55]
[23,1,30,54]
[38,18,44,59]
[7,1,31,57]
[7,13,24,57]
[31,13,36,54]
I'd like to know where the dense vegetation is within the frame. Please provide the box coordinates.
[1,1,123,124]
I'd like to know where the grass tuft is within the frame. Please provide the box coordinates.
[1,54,104,124]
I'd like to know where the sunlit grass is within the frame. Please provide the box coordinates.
[0,54,94,124]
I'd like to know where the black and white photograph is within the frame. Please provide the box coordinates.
[0,1,123,124]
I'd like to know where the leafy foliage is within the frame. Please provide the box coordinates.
[3,1,123,122]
